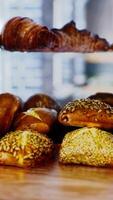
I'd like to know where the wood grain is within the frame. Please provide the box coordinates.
[0,159,113,200]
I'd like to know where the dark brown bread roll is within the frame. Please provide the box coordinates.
[0,93,22,136]
[1,17,109,52]
[13,107,57,134]
[23,93,61,112]
[88,92,113,107]
[58,99,113,129]
[0,130,54,168]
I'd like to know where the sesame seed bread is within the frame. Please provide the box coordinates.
[0,130,54,168]
[58,99,113,129]
[59,127,113,167]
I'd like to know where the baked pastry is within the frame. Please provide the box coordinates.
[88,92,113,107]
[13,107,57,134]
[59,127,113,167]
[23,93,61,112]
[51,21,109,52]
[0,130,54,168]
[58,99,113,129]
[1,17,51,51]
[1,17,109,52]
[0,93,22,136]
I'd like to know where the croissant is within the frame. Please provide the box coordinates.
[0,130,54,168]
[0,93,22,136]
[1,17,109,52]
[1,17,51,51]
[51,21,109,52]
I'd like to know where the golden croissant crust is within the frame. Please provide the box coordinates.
[0,130,54,168]
[1,17,109,52]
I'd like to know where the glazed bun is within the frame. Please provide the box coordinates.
[0,92,22,136]
[23,93,61,112]
[58,99,113,129]
[13,107,57,134]
[0,130,54,168]
[59,127,113,167]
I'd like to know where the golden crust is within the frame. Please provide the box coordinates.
[51,21,109,52]
[58,99,113,129]
[0,130,54,168]
[59,127,113,167]
[0,92,22,136]
[1,17,109,52]
[1,17,49,51]
[13,107,57,134]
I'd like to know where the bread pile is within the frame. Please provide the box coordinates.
[0,92,60,168]
[58,93,113,167]
[0,92,113,168]
[0,16,111,52]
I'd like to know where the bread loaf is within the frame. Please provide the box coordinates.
[24,93,61,112]
[0,130,54,167]
[58,99,113,129]
[59,127,113,167]
[0,93,22,136]
[13,107,57,134]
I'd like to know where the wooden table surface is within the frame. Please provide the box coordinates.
[0,159,113,200]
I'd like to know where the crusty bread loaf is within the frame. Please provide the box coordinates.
[59,127,113,167]
[1,17,110,52]
[88,92,113,107]
[0,130,54,168]
[0,92,22,136]
[13,107,57,134]
[23,93,61,112]
[58,99,113,129]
